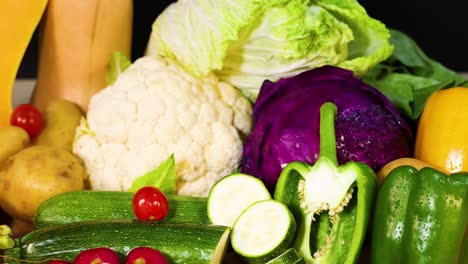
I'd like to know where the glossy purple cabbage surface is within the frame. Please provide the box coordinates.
[241,66,413,192]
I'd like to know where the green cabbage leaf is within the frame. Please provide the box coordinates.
[147,0,393,100]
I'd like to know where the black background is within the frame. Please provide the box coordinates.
[16,0,468,78]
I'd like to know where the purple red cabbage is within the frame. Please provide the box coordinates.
[241,66,413,192]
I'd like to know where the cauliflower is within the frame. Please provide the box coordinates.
[73,55,252,196]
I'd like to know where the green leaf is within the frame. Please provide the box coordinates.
[362,29,468,120]
[127,154,176,194]
[105,51,131,85]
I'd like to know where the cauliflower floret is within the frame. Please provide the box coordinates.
[73,55,252,196]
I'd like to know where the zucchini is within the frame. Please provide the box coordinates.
[207,173,271,227]
[34,190,210,228]
[265,248,305,264]
[8,219,230,264]
[231,200,296,264]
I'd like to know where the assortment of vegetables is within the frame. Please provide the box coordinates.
[70,246,168,264]
[1,0,468,263]
[207,173,271,227]
[7,220,230,263]
[33,191,210,229]
[241,66,412,192]
[72,55,253,197]
[146,0,394,100]
[274,102,376,263]
[0,99,85,237]
[207,172,300,263]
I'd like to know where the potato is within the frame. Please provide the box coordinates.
[0,126,30,165]
[0,145,85,222]
[32,99,83,152]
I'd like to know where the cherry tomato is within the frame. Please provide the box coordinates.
[74,247,120,264]
[10,104,43,138]
[125,247,167,264]
[132,186,169,221]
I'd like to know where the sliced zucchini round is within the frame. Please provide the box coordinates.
[231,200,296,263]
[207,173,271,227]
[266,248,305,264]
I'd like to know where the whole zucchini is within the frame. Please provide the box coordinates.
[34,190,210,228]
[8,219,230,264]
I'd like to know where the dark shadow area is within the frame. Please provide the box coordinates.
[359,0,468,71]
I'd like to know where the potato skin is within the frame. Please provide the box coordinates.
[0,126,30,165]
[32,99,83,152]
[0,145,85,222]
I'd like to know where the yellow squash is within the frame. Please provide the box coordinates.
[32,0,133,112]
[415,87,468,174]
[0,0,49,128]
[377,158,432,185]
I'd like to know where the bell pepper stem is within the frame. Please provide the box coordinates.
[318,102,339,167]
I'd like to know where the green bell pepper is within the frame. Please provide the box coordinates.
[371,165,468,264]
[274,102,377,264]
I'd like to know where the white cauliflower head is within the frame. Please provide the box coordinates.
[73,55,252,196]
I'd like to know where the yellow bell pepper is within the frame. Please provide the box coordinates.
[0,0,49,127]
[415,87,468,174]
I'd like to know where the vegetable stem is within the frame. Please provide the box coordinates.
[318,102,339,167]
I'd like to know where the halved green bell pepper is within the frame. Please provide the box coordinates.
[371,165,468,264]
[274,102,377,264]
